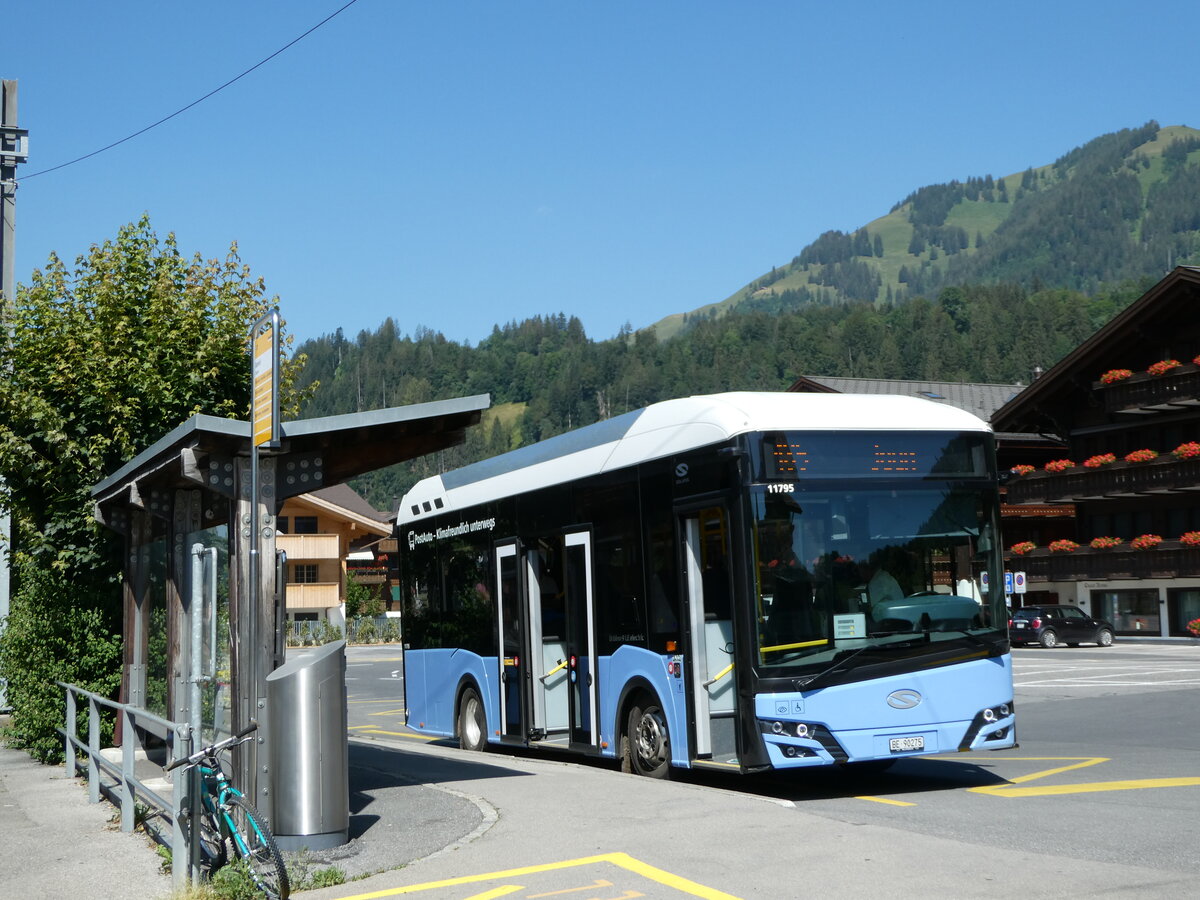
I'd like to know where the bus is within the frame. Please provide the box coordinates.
[397,392,1015,777]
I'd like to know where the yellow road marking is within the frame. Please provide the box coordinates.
[930,756,1200,798]
[855,795,916,806]
[349,698,408,704]
[463,888,524,900]
[527,880,614,897]
[353,727,440,743]
[325,851,741,899]
[369,707,408,717]
[975,777,1200,797]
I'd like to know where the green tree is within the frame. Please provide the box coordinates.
[0,216,309,761]
[344,572,383,619]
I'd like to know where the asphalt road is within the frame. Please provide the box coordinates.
[321,641,1199,899]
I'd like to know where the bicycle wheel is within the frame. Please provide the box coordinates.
[198,809,229,871]
[223,795,290,900]
[180,801,227,872]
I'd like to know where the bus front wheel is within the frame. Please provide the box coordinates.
[625,694,670,779]
[458,686,488,752]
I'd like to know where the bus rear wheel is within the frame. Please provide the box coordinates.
[458,686,488,752]
[625,694,670,779]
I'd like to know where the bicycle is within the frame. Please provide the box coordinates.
[167,721,290,899]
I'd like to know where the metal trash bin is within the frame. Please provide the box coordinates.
[266,639,349,850]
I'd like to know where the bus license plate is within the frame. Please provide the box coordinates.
[889,736,924,753]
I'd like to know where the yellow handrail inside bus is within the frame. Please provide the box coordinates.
[760,638,830,653]
[540,659,568,682]
[703,662,734,688]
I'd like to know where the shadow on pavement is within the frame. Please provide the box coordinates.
[677,755,1013,802]
[349,739,534,791]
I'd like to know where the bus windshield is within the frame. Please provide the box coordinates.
[751,481,1005,673]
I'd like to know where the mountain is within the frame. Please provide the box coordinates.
[650,121,1200,339]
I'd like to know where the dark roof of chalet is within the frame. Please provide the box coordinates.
[789,375,1025,421]
[991,266,1200,435]
[307,483,392,524]
[92,394,490,511]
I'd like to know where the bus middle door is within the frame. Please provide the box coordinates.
[526,531,599,750]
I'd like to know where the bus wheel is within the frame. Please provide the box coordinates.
[458,686,488,752]
[626,694,670,779]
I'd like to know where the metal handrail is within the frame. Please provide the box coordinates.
[56,681,196,891]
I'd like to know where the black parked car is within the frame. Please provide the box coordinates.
[1009,604,1115,648]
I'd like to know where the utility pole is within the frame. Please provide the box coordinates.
[1,79,29,710]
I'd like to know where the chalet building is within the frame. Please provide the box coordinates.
[276,484,392,628]
[991,266,1200,638]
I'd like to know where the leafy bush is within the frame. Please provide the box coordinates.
[0,559,122,763]
[353,619,378,644]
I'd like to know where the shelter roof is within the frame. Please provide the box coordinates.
[91,394,490,520]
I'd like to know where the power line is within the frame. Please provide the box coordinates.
[22,0,362,180]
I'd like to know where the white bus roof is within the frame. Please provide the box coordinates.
[398,392,991,525]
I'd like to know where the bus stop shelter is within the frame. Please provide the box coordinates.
[89,394,489,808]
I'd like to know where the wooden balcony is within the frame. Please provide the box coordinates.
[1008,543,1200,582]
[277,533,341,561]
[1006,457,1200,504]
[1097,364,1200,415]
[286,582,340,610]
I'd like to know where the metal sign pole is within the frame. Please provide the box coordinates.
[245,310,280,800]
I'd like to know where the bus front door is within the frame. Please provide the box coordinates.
[681,506,738,765]
[495,541,528,742]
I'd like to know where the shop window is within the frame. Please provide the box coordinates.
[1166,589,1200,637]
[1091,588,1160,635]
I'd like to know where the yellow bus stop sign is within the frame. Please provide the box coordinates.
[252,326,276,448]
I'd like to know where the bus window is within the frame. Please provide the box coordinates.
[442,541,495,656]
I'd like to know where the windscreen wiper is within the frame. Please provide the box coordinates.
[792,639,919,691]
[925,627,1002,655]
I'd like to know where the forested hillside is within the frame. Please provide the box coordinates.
[296,281,1148,509]
[654,122,1200,337]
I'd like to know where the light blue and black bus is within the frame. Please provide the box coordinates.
[397,392,1015,777]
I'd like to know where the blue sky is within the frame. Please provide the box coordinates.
[6,1,1198,346]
